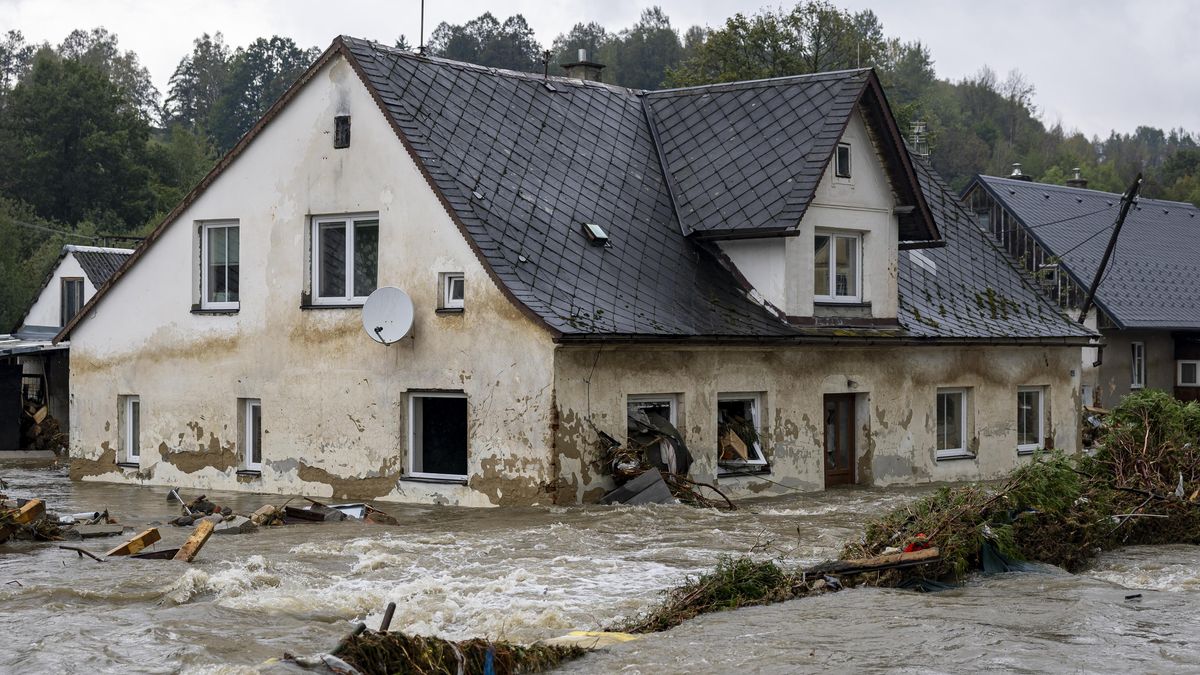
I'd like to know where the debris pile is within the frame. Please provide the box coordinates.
[323,630,587,675]
[597,420,735,510]
[20,402,68,452]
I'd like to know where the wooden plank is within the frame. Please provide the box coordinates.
[806,547,940,577]
[105,527,162,556]
[172,519,214,562]
[11,499,45,525]
[131,548,180,560]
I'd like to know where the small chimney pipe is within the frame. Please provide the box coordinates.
[562,49,606,82]
[1066,167,1089,189]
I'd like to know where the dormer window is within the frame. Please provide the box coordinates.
[835,143,851,178]
[814,230,861,303]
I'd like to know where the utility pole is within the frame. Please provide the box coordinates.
[1077,173,1142,323]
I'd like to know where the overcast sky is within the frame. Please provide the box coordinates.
[3,0,1195,138]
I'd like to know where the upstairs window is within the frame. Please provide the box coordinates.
[835,143,851,178]
[334,115,351,148]
[441,272,464,310]
[313,214,378,305]
[202,221,240,309]
[1130,342,1145,389]
[814,231,862,302]
[60,277,84,325]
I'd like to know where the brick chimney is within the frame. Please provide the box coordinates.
[1065,167,1089,189]
[561,48,605,82]
[1009,163,1034,181]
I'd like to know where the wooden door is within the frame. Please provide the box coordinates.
[824,394,856,487]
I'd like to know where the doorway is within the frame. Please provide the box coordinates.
[823,394,856,487]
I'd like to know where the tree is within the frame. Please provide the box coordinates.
[0,51,154,228]
[208,36,319,152]
[427,13,542,73]
[164,33,232,131]
[57,27,159,121]
[0,30,37,108]
[550,21,610,70]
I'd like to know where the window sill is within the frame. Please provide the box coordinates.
[116,461,140,469]
[191,306,240,315]
[935,452,976,462]
[400,475,468,486]
[236,469,262,477]
[300,303,365,310]
[435,307,464,315]
[718,465,772,477]
[814,300,870,308]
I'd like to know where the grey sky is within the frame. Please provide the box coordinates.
[2,0,1195,138]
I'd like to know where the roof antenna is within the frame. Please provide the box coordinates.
[542,50,550,79]
[418,0,426,55]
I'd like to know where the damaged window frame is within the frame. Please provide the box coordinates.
[626,394,680,469]
[814,229,863,303]
[1016,386,1044,455]
[716,393,768,474]
[935,387,971,460]
[407,391,469,481]
[201,220,240,310]
[241,398,263,472]
[311,213,379,306]
[121,395,140,463]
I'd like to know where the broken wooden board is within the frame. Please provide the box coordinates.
[10,499,45,525]
[806,547,941,577]
[131,548,180,560]
[105,527,162,556]
[540,631,639,651]
[74,524,126,539]
[172,519,214,562]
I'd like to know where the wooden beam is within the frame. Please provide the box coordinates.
[11,499,45,525]
[172,519,215,562]
[806,547,940,577]
[105,528,162,556]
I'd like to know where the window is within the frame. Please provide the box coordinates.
[312,214,378,304]
[202,222,240,309]
[814,231,862,302]
[408,392,468,479]
[1178,360,1200,387]
[60,277,84,325]
[936,388,970,459]
[121,395,140,463]
[1017,387,1044,454]
[334,115,351,148]
[441,273,464,310]
[627,395,684,473]
[241,398,262,471]
[717,394,767,472]
[1131,342,1145,389]
[835,143,851,178]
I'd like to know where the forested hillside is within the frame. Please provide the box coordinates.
[2,2,1198,329]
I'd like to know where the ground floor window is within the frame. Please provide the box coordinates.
[240,398,262,471]
[1131,341,1145,389]
[1016,387,1044,454]
[408,392,468,479]
[717,393,766,472]
[627,394,688,474]
[1178,360,1200,387]
[121,395,140,462]
[936,388,970,459]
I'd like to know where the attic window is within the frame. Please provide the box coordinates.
[835,143,851,178]
[334,115,351,149]
[581,222,610,247]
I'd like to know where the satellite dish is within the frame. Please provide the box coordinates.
[362,287,414,345]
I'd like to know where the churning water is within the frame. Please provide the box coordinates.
[1,459,1198,674]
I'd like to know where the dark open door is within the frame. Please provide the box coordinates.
[0,363,22,451]
[824,394,855,487]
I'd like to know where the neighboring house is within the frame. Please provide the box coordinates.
[0,245,132,451]
[963,170,1200,408]
[58,37,1093,505]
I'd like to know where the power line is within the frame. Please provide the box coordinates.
[2,219,99,242]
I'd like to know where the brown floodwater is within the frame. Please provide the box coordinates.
[1,459,1198,674]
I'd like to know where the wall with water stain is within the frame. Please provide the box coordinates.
[553,343,1080,502]
[67,55,559,506]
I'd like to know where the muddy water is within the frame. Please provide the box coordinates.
[2,460,1198,674]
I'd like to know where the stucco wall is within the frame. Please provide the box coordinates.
[553,343,1080,502]
[67,55,558,506]
[22,253,99,328]
[1096,329,1175,408]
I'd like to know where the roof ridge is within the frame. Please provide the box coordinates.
[979,174,1199,209]
[64,244,135,254]
[646,68,872,98]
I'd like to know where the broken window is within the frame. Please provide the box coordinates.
[441,272,464,310]
[1016,387,1044,454]
[241,398,262,471]
[1179,360,1200,387]
[717,394,767,473]
[627,395,691,475]
[835,143,851,178]
[334,115,351,148]
[814,231,861,302]
[60,277,84,325]
[1130,342,1145,389]
[313,214,378,304]
[202,221,240,309]
[935,388,970,459]
[121,395,140,463]
[409,392,468,479]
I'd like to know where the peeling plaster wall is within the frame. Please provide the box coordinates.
[553,343,1080,502]
[68,55,558,506]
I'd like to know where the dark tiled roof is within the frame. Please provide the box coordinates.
[900,160,1094,340]
[337,38,1091,343]
[71,246,132,287]
[971,176,1200,330]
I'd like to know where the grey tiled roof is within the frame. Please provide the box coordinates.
[342,37,1090,343]
[972,176,1200,330]
[71,247,132,287]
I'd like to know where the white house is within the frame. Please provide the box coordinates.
[58,38,1094,504]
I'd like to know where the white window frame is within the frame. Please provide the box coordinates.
[201,220,240,310]
[408,391,469,481]
[1016,386,1044,455]
[1130,341,1145,389]
[627,394,679,467]
[311,213,379,305]
[814,229,863,303]
[717,392,767,472]
[1178,360,1200,387]
[122,395,140,463]
[935,387,971,460]
[835,142,852,179]
[242,398,263,471]
[441,272,465,310]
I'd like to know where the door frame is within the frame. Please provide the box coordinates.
[823,393,856,488]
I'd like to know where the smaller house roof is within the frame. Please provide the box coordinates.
[68,245,133,287]
[969,175,1200,330]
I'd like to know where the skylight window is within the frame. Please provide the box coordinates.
[581,222,610,247]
